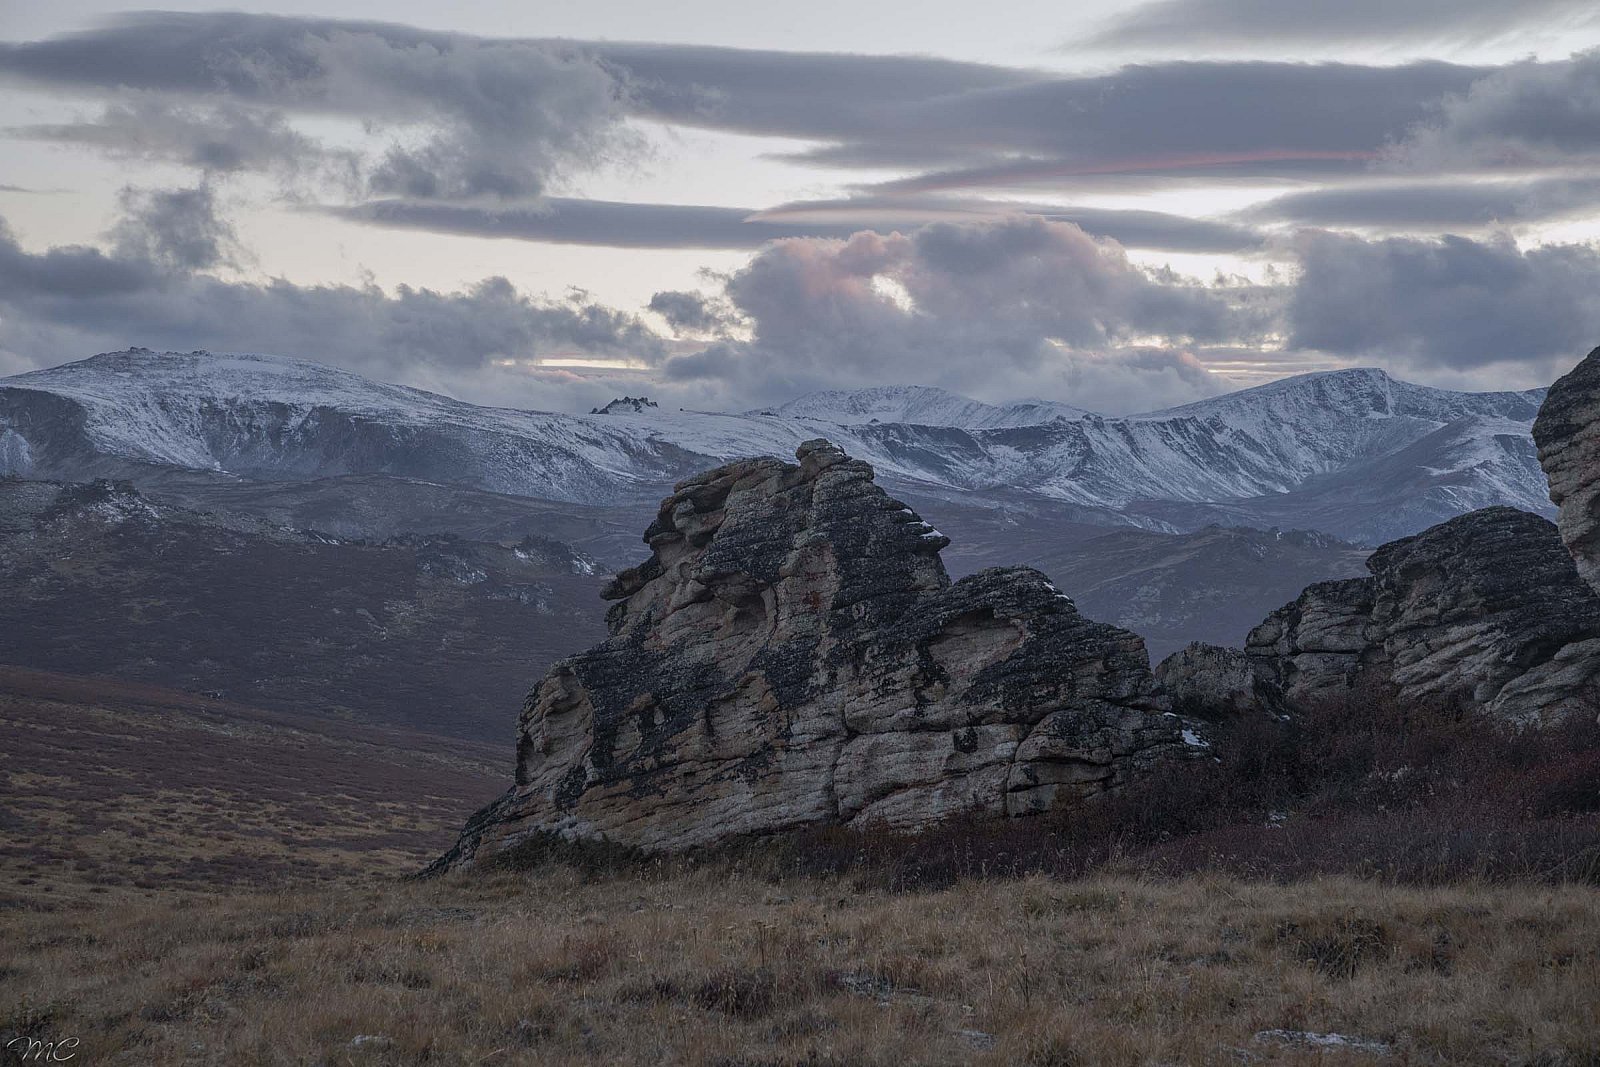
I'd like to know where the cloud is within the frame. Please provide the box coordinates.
[647,290,733,335]
[330,198,867,249]
[0,13,1496,190]
[0,12,635,201]
[657,217,1263,411]
[751,197,1266,253]
[1243,174,1600,229]
[0,206,669,411]
[1286,230,1600,378]
[331,195,1265,253]
[0,200,1270,414]
[9,99,342,180]
[108,185,246,273]
[1389,50,1600,170]
[1085,0,1597,50]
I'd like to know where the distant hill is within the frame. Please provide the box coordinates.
[0,478,608,741]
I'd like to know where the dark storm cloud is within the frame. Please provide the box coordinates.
[1087,0,1597,50]
[1244,174,1600,229]
[331,195,1264,253]
[1287,231,1600,372]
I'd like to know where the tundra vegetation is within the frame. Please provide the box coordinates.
[3,669,1598,1065]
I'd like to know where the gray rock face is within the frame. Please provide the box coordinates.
[1154,643,1284,719]
[1534,345,1600,597]
[1246,507,1600,723]
[436,440,1179,862]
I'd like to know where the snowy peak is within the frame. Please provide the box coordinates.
[590,396,659,415]
[0,349,1555,543]
[5,348,466,416]
[1143,367,1544,424]
[758,385,1089,428]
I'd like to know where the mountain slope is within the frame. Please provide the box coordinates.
[758,384,1090,427]
[0,478,609,739]
[0,349,1551,541]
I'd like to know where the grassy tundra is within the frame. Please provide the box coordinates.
[3,668,1599,1064]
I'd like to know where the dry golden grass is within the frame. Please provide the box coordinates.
[4,864,1600,1065]
[0,667,505,906]
[4,669,1600,1064]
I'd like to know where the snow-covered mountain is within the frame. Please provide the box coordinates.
[0,349,1552,543]
[756,385,1089,428]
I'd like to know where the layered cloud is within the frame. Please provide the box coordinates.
[0,12,635,200]
[0,11,1506,192]
[1244,175,1600,229]
[3,9,1599,409]
[1087,0,1598,50]
[331,196,1266,253]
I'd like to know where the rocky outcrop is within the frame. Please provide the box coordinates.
[1154,642,1285,719]
[1245,507,1600,724]
[436,440,1179,863]
[1534,345,1600,597]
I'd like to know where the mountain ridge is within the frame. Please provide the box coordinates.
[0,349,1553,543]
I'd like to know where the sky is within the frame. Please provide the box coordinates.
[1,1,1599,414]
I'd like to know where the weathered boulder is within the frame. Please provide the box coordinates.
[1154,642,1285,719]
[435,440,1179,863]
[1246,507,1600,723]
[1534,345,1600,597]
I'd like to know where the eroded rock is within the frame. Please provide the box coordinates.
[1534,344,1600,597]
[435,440,1178,863]
[1245,507,1600,723]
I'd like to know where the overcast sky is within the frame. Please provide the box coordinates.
[1,0,1598,413]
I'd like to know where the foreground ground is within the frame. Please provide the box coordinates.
[5,865,1600,1065]
[3,668,1599,1064]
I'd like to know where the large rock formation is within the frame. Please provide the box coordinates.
[1245,507,1600,723]
[437,440,1180,863]
[1535,344,1600,597]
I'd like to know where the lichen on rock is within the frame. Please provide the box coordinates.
[435,440,1178,864]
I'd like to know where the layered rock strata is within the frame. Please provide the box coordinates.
[1244,507,1600,723]
[437,440,1179,863]
[1535,344,1600,597]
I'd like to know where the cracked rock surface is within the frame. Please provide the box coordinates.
[1245,507,1600,724]
[435,440,1178,863]
[1535,344,1600,597]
